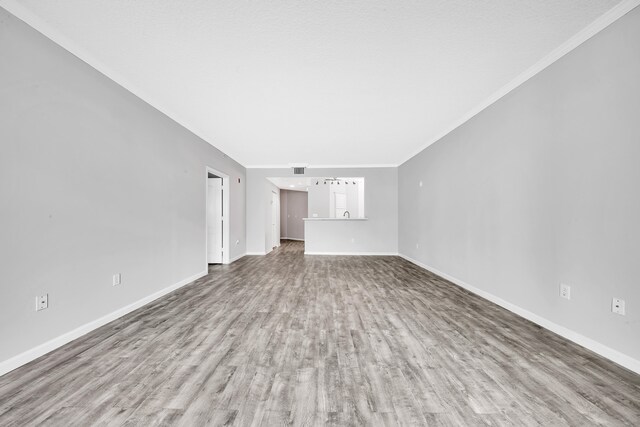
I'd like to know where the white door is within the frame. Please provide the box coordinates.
[271,191,279,249]
[335,193,347,217]
[207,178,223,263]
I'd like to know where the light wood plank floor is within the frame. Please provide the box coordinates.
[1,240,638,426]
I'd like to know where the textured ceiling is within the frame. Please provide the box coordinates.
[2,0,628,166]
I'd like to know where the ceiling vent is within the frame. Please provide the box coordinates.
[289,163,308,175]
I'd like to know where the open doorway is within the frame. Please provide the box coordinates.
[266,177,309,252]
[280,189,308,242]
[206,167,230,265]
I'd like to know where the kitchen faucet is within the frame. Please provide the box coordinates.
[343,210,350,218]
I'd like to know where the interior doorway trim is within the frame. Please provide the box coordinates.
[206,167,230,265]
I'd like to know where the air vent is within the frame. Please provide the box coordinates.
[293,167,305,175]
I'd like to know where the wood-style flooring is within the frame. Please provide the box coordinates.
[0,240,639,426]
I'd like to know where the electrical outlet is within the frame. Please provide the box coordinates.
[612,298,625,315]
[416,243,420,249]
[559,283,571,300]
[419,181,423,187]
[350,238,355,243]
[36,294,48,311]
[113,273,122,286]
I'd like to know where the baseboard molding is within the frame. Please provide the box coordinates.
[0,269,207,377]
[246,251,266,256]
[281,237,304,241]
[398,254,640,375]
[228,253,246,263]
[305,251,398,256]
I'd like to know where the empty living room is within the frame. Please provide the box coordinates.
[1,1,639,425]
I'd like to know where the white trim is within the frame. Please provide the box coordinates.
[281,237,305,241]
[398,253,640,375]
[270,190,280,251]
[0,270,207,377]
[228,253,246,263]
[305,251,398,256]
[246,251,267,256]
[245,164,398,169]
[399,0,640,165]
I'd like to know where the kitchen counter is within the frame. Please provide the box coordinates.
[303,217,368,221]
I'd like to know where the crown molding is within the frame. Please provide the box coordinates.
[0,0,240,164]
[399,0,640,166]
[3,0,637,169]
[246,164,398,169]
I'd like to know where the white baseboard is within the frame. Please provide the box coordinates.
[246,251,266,256]
[228,253,246,263]
[281,237,304,241]
[0,270,207,377]
[398,253,640,375]
[305,251,398,256]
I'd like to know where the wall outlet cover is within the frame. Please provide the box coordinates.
[36,294,48,311]
[611,298,625,315]
[560,283,571,300]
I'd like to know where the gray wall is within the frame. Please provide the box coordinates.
[307,181,330,218]
[280,190,307,240]
[247,168,397,254]
[0,10,246,364]
[399,7,640,363]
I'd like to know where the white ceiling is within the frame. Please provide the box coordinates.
[2,0,632,167]
[268,177,315,191]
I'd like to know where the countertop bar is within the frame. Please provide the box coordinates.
[303,217,368,221]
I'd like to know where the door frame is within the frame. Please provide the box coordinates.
[271,190,280,250]
[206,167,230,265]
